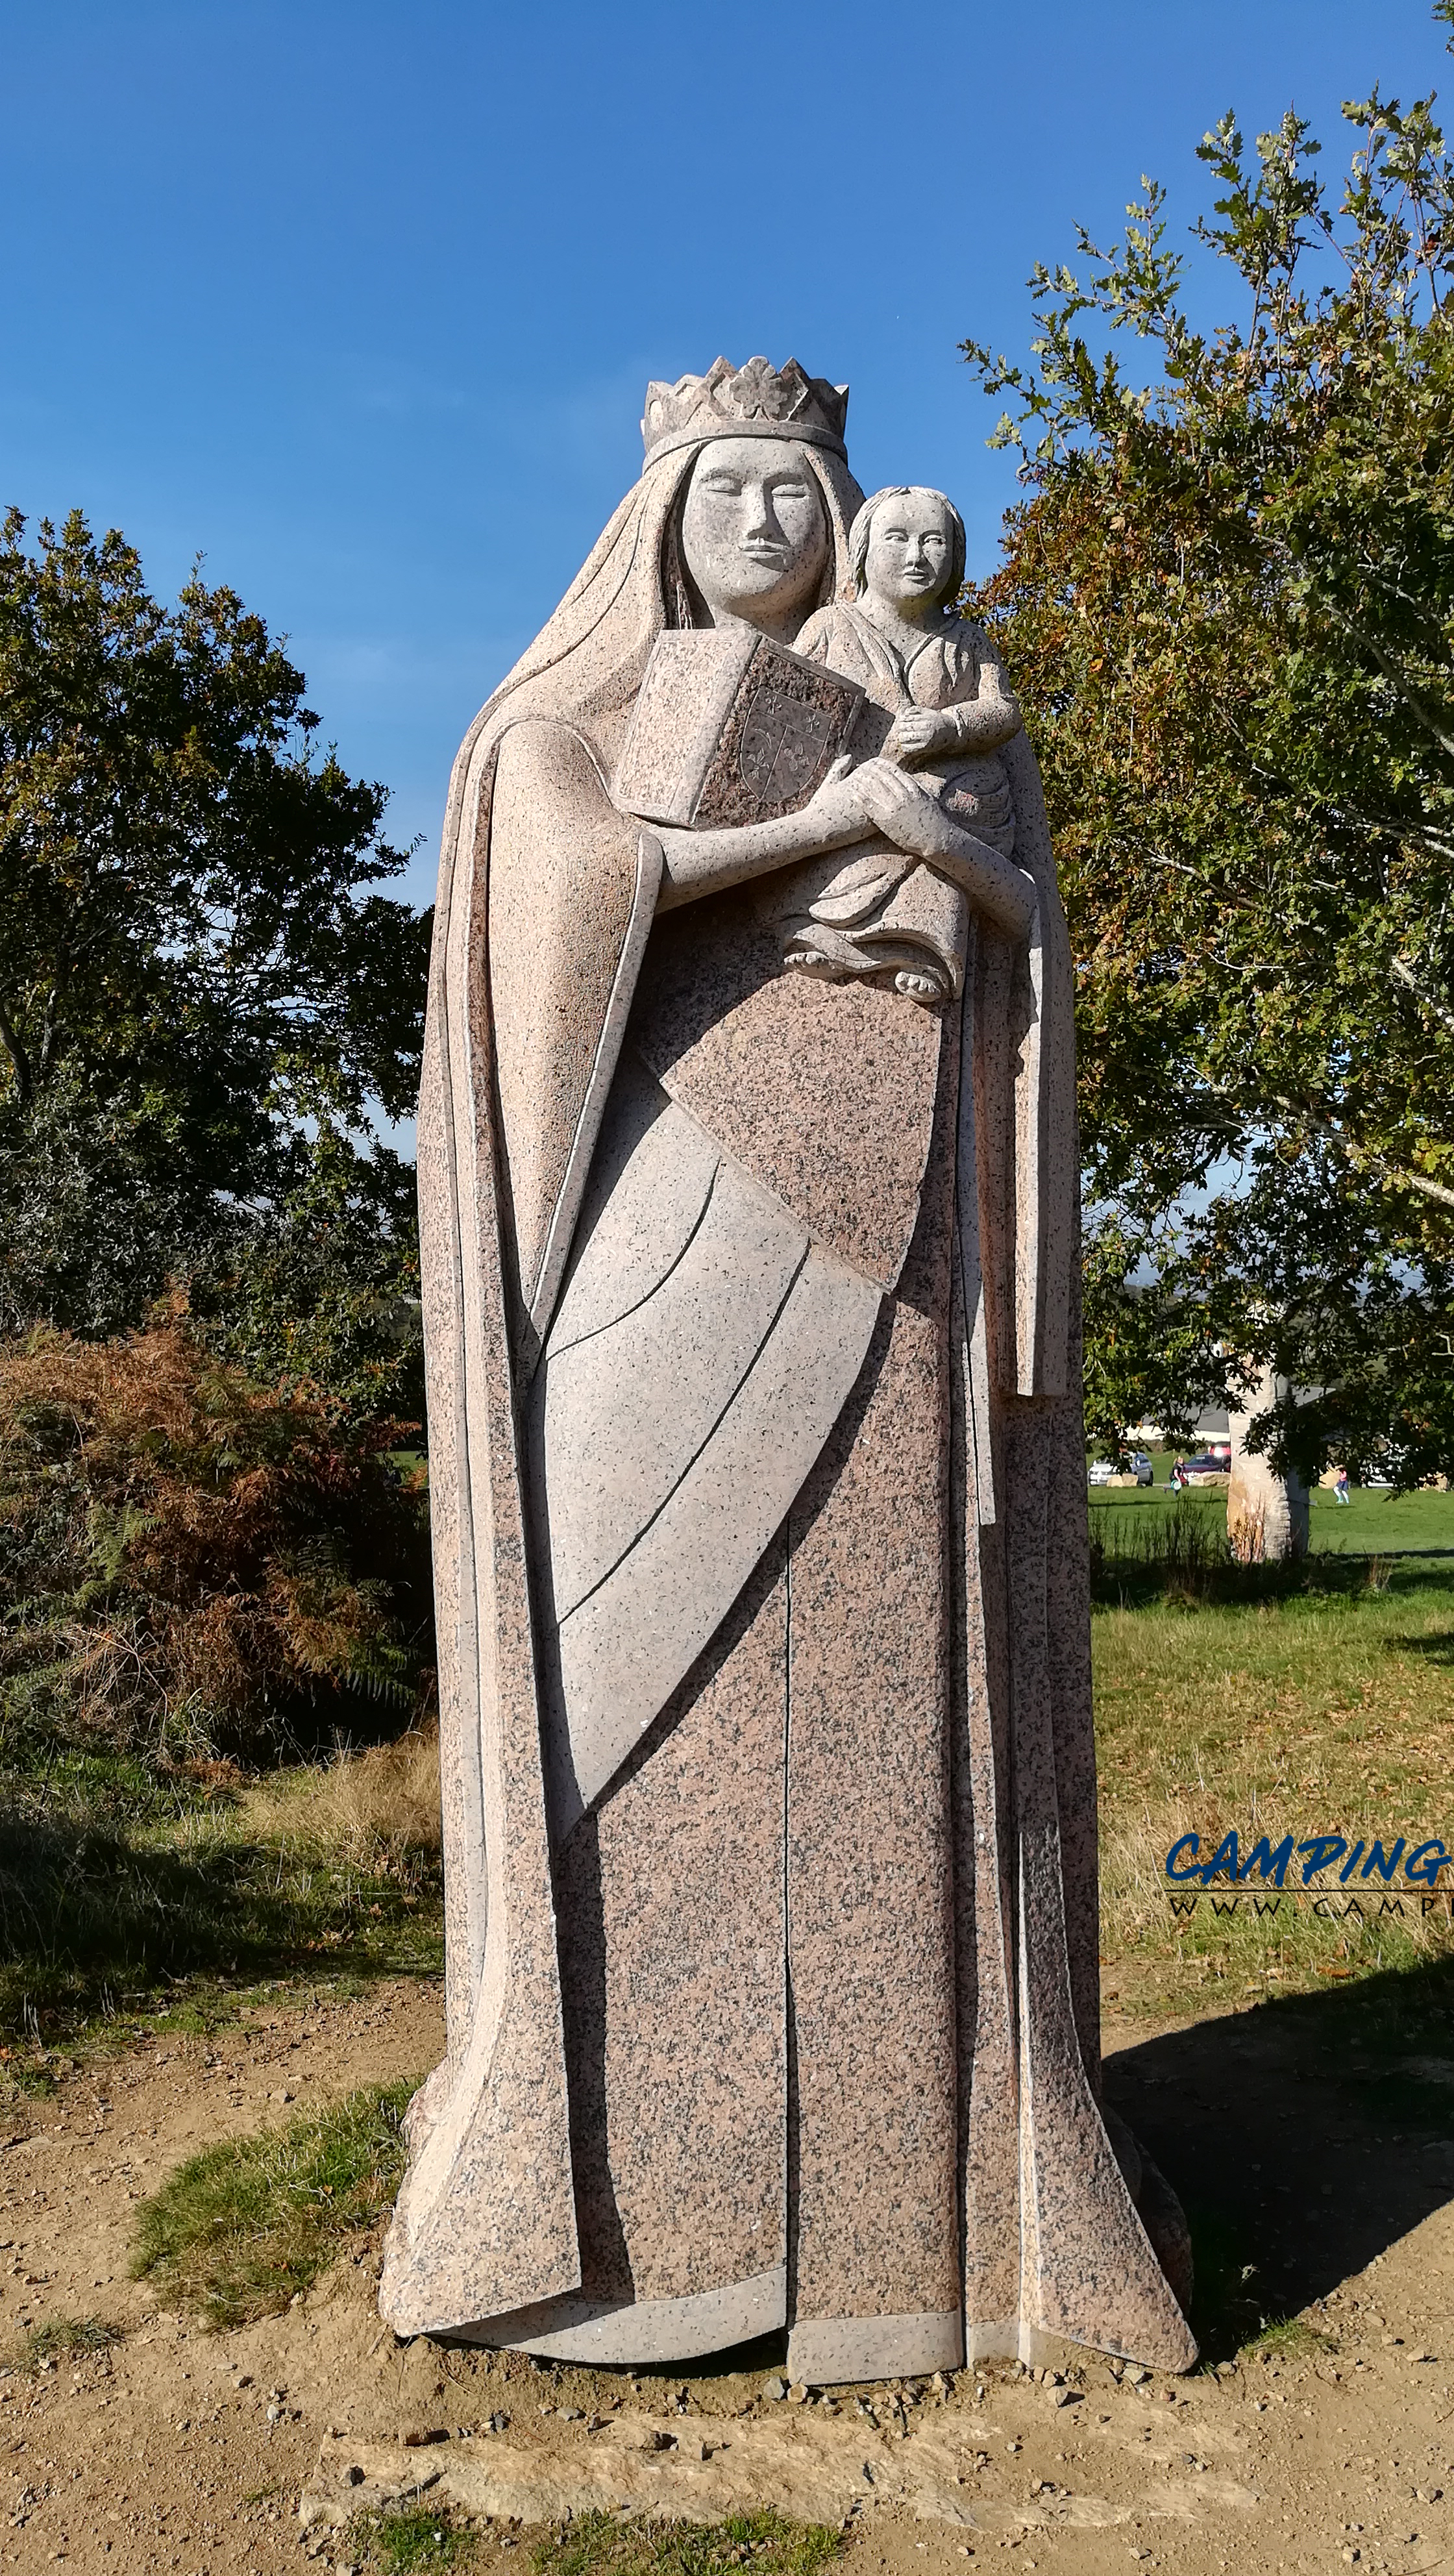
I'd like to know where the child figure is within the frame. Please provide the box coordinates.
[769,485,1026,1001]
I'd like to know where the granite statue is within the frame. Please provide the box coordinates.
[380,355,1197,2380]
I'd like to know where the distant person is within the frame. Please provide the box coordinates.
[1334,1464,1351,1505]
[1170,1457,1187,1491]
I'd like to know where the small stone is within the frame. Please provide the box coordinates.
[763,2377,788,2402]
[489,2412,509,2433]
[788,2382,808,2405]
[1055,2387,1082,2407]
[1125,2366,1149,2385]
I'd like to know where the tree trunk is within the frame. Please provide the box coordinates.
[1227,1367,1309,1563]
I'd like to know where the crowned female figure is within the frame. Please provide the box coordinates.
[380,357,1195,2380]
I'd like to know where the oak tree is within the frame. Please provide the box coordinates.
[965,10,1454,1478]
[0,508,430,1394]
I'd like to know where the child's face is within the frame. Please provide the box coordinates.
[864,492,954,611]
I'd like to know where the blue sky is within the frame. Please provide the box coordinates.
[1,0,1448,911]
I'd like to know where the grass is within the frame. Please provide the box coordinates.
[1244,2316,1339,2360]
[130,2076,415,2326]
[0,1728,444,2064]
[1090,1465,1454,1559]
[18,2313,120,2370]
[534,2513,840,2576]
[1092,1483,1454,2020]
[352,2505,478,2573]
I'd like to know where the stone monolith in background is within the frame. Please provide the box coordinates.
[1228,1367,1309,1562]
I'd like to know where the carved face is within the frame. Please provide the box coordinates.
[680,438,830,628]
[863,489,954,610]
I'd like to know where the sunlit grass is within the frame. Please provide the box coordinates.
[130,2078,415,2326]
[17,2313,119,2370]
[352,2505,477,2571]
[1094,1542,1454,2019]
[534,2512,840,2576]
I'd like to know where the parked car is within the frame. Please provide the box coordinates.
[1182,1451,1231,1479]
[1089,1452,1155,1487]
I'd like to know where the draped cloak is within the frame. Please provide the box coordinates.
[378,432,1196,2379]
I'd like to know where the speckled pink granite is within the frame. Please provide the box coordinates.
[634,889,942,1296]
[555,1539,789,2309]
[782,1009,961,2381]
[381,373,1196,2377]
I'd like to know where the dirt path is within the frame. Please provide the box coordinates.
[1,1982,1451,2574]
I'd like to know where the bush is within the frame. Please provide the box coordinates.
[0,1319,433,1765]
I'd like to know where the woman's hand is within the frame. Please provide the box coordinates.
[849,758,961,859]
[849,758,1036,939]
[799,751,872,838]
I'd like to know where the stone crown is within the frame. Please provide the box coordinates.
[641,357,849,464]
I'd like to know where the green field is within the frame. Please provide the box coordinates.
[1090,1461,1454,1559]
[1090,1475,1454,2021]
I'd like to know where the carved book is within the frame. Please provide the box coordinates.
[613,628,865,828]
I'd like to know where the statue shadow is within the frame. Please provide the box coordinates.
[1103,1956,1454,2359]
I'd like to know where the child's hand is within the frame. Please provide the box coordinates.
[882,706,957,765]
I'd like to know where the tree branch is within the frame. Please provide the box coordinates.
[36,983,60,1082]
[1297,571,1454,764]
[1392,953,1454,1036]
[0,997,33,1107]
[1270,1085,1454,1212]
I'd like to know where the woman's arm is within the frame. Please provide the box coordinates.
[650,758,873,911]
[848,760,1036,939]
[642,743,1035,938]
